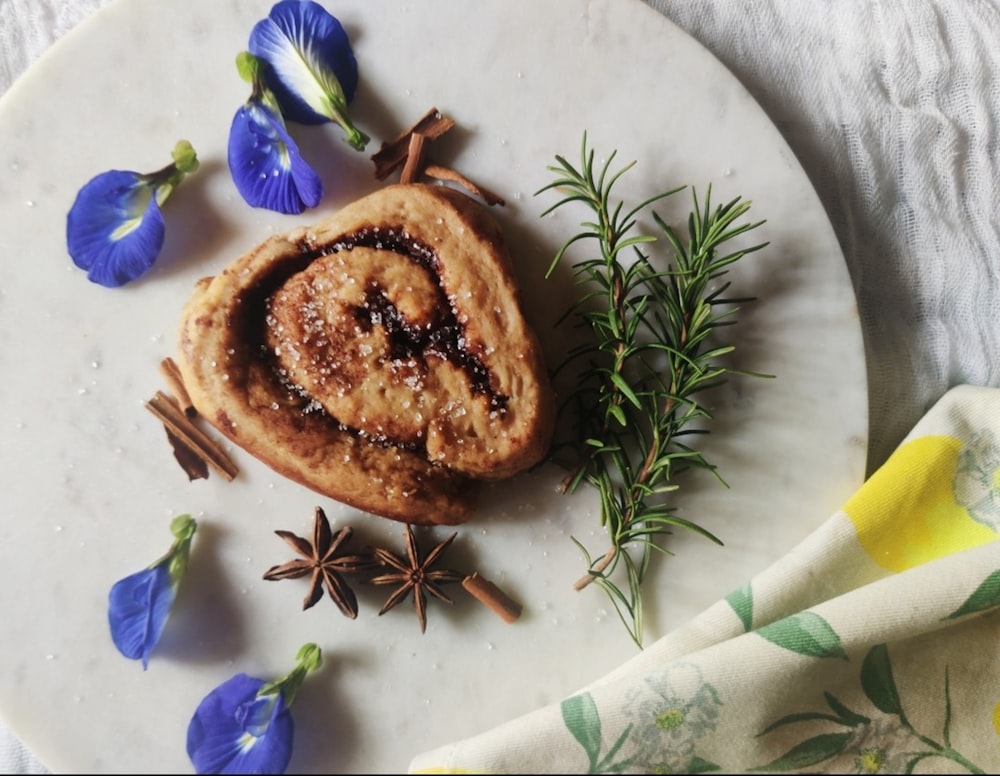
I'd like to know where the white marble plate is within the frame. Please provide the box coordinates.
[0,0,867,772]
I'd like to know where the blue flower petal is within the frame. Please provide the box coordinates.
[66,170,166,288]
[107,563,174,669]
[187,674,295,775]
[248,0,358,126]
[228,100,323,214]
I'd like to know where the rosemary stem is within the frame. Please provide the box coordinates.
[559,452,591,494]
[537,134,766,645]
[573,546,618,590]
[575,418,660,591]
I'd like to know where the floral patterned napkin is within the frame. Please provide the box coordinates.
[409,384,1000,773]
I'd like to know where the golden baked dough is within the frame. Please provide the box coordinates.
[175,183,555,525]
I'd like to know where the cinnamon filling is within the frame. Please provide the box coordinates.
[234,227,509,457]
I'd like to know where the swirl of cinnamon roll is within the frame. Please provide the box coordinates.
[175,184,555,525]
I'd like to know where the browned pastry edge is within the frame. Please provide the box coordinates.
[174,183,555,525]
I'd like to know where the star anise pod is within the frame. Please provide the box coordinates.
[370,524,463,633]
[263,506,371,618]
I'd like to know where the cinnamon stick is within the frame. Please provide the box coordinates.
[424,164,506,206]
[399,131,428,185]
[145,391,239,481]
[371,107,455,180]
[462,573,522,623]
[158,357,195,417]
[165,428,210,481]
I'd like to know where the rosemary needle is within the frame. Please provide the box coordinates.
[536,133,769,648]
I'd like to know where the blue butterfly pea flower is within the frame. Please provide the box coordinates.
[187,643,322,775]
[66,140,199,288]
[249,0,370,150]
[107,514,197,669]
[228,51,324,214]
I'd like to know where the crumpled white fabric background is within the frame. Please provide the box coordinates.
[2,0,999,771]
[648,0,1000,476]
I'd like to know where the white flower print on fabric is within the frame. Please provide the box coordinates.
[839,716,913,774]
[953,430,1000,531]
[620,662,722,772]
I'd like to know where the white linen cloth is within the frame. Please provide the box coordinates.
[410,383,1000,772]
[3,0,1000,771]
[648,0,1000,474]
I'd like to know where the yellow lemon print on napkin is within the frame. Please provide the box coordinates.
[844,434,998,572]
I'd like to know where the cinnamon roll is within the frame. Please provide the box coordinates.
[175,183,555,525]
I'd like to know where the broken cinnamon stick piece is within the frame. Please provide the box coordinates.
[371,106,455,180]
[424,164,506,207]
[462,573,522,623]
[158,357,195,418]
[165,428,210,481]
[145,391,239,481]
[399,131,428,184]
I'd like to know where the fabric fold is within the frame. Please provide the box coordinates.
[410,385,1000,773]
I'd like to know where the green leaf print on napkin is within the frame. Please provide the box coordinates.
[752,644,986,773]
[749,732,854,771]
[945,568,1000,619]
[860,644,902,715]
[561,692,634,773]
[563,693,603,764]
[757,611,848,660]
[757,691,871,736]
[725,583,754,632]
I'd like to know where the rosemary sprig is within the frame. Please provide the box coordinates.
[536,134,768,647]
